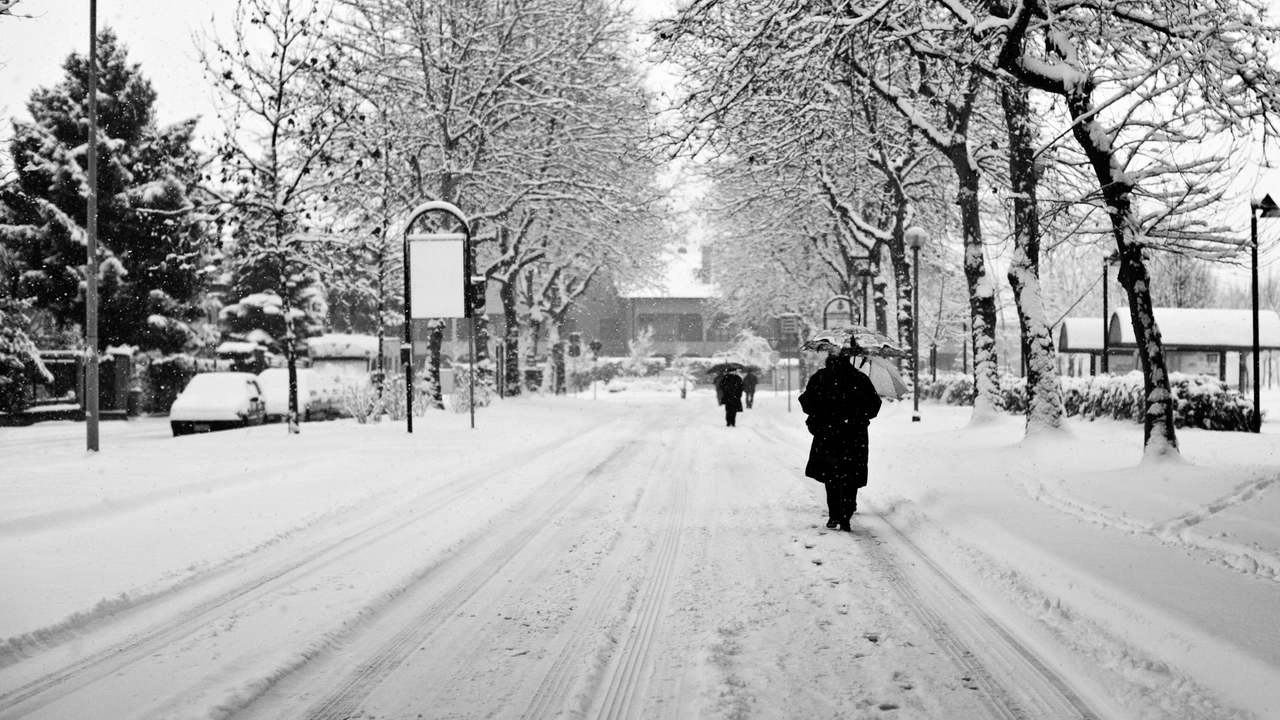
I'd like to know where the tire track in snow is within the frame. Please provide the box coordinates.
[585,441,688,720]
[0,422,615,717]
[297,438,651,720]
[514,445,669,720]
[855,510,1103,720]
[746,419,1103,720]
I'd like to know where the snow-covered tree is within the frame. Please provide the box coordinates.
[1,30,207,353]
[0,293,50,414]
[332,0,665,400]
[201,0,357,432]
[990,0,1280,455]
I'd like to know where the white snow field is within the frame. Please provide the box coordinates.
[1,384,1277,720]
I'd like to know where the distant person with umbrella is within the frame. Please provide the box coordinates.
[742,369,758,409]
[718,369,745,427]
[799,327,902,531]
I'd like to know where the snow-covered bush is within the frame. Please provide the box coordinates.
[0,297,51,414]
[1062,372,1254,431]
[141,353,198,414]
[338,380,383,424]
[729,330,776,371]
[926,370,1255,431]
[1001,377,1028,415]
[450,364,493,413]
[625,327,657,375]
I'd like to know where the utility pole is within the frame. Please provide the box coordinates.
[85,0,100,451]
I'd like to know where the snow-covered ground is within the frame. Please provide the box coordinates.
[0,381,1277,719]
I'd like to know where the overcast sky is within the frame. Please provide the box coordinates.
[0,0,241,133]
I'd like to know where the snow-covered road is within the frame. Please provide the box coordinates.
[2,387,1276,719]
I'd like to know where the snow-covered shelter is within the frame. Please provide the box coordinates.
[1056,318,1119,376]
[1102,308,1280,387]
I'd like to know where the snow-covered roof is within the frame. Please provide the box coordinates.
[1058,318,1107,353]
[306,333,379,358]
[216,341,263,355]
[1107,308,1280,350]
[618,247,718,300]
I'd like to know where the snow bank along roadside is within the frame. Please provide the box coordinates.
[859,399,1280,720]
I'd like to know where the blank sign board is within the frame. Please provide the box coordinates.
[408,237,465,319]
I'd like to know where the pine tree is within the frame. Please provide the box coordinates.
[0,29,207,354]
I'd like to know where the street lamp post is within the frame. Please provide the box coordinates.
[1100,252,1119,375]
[905,227,928,422]
[1250,193,1280,433]
[856,266,875,326]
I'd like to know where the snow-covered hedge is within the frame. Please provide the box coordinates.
[0,298,51,414]
[139,353,197,414]
[921,371,1256,431]
[568,355,666,389]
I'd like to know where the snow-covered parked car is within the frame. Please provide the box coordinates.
[256,367,320,422]
[169,372,267,436]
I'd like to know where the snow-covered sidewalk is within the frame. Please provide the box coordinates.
[859,393,1280,719]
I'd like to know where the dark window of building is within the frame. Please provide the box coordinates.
[636,314,680,341]
[678,314,703,342]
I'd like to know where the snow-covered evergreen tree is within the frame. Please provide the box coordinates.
[0,30,207,354]
[0,295,51,413]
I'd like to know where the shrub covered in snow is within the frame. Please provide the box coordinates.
[139,353,198,414]
[923,371,1256,431]
[0,297,51,414]
[918,374,976,406]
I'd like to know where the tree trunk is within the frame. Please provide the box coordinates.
[1001,83,1064,432]
[526,317,543,391]
[499,280,522,396]
[1066,93,1179,456]
[872,271,889,336]
[424,319,445,410]
[891,239,913,382]
[550,323,566,395]
[949,149,1004,420]
[282,281,300,434]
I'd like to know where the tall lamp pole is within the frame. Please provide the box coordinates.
[1250,193,1279,433]
[856,266,874,326]
[1100,252,1119,375]
[85,1,100,451]
[905,227,928,422]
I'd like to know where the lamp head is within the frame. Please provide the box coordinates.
[905,226,928,250]
[1253,193,1280,219]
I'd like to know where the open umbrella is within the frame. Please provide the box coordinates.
[706,361,747,375]
[854,355,909,400]
[802,325,906,358]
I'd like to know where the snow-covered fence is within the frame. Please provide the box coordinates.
[922,372,1256,431]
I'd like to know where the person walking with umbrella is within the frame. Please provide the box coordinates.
[718,368,745,427]
[799,338,886,531]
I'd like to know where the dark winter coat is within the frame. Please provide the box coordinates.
[742,372,758,392]
[798,355,881,486]
[719,373,745,413]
